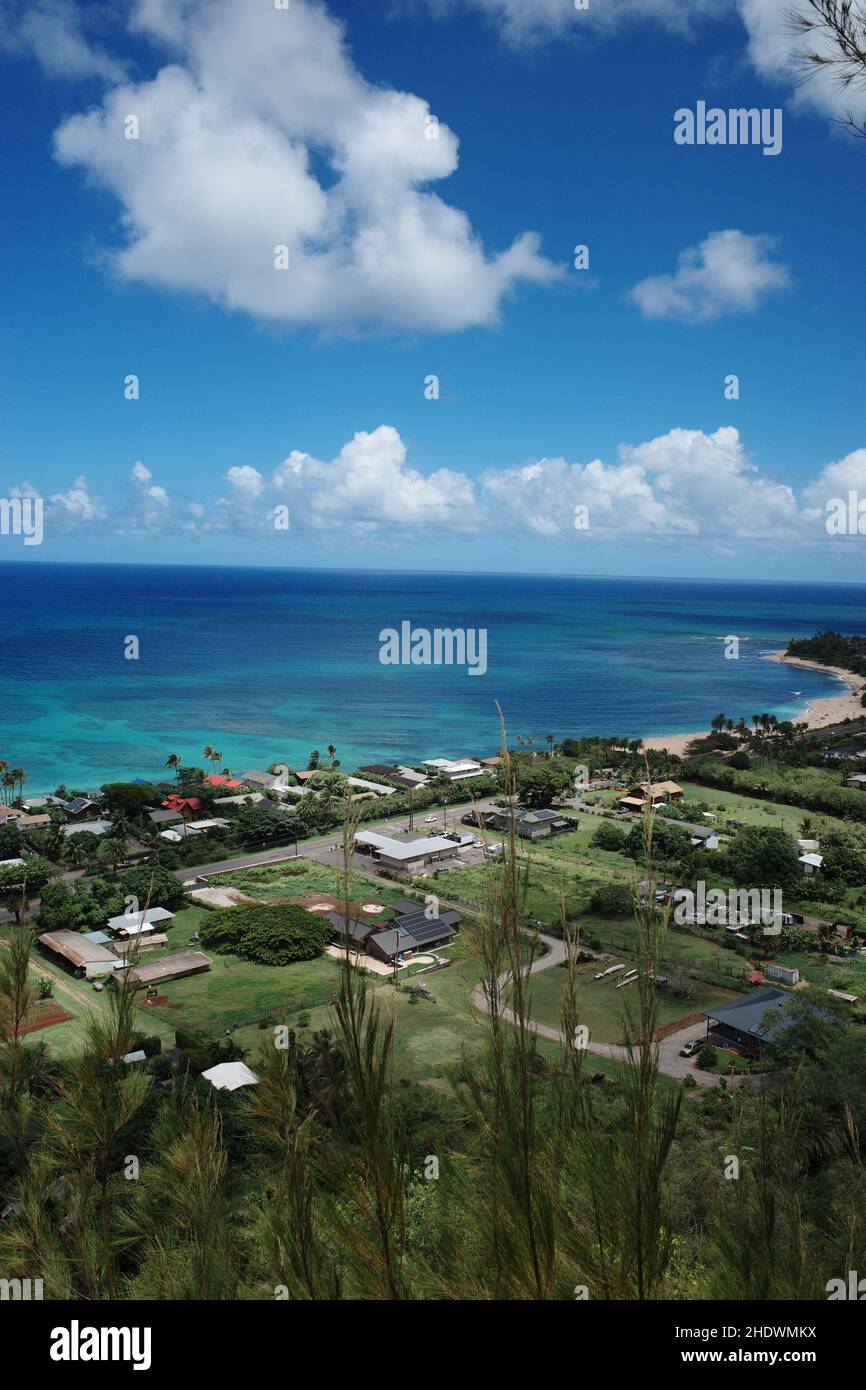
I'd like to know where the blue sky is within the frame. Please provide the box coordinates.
[1,0,865,579]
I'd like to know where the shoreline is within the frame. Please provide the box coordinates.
[641,650,866,759]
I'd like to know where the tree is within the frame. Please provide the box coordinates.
[513,759,574,806]
[791,1,866,137]
[199,903,330,966]
[591,822,629,852]
[96,837,129,876]
[0,855,58,924]
[165,753,181,782]
[724,826,801,891]
[100,782,160,820]
[119,864,186,913]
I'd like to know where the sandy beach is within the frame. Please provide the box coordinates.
[641,651,866,758]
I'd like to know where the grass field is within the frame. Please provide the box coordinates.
[525,960,739,1045]
[232,927,625,1086]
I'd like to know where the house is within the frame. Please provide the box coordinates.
[106,906,175,937]
[659,818,720,850]
[795,838,820,854]
[15,813,51,831]
[204,773,245,789]
[704,987,808,1060]
[845,774,866,790]
[161,795,202,819]
[23,796,64,810]
[346,776,397,797]
[617,781,684,811]
[823,743,866,761]
[367,913,460,965]
[241,769,288,792]
[148,808,183,826]
[358,764,430,790]
[353,830,459,875]
[421,758,484,782]
[326,910,377,949]
[478,807,572,841]
[201,1061,259,1091]
[113,934,168,955]
[120,951,211,988]
[60,797,100,820]
[798,852,823,877]
[60,819,113,837]
[213,792,266,808]
[767,963,800,986]
[37,929,121,979]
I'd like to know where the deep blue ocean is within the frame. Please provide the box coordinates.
[3,563,864,791]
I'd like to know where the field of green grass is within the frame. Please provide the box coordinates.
[678,780,848,836]
[525,960,739,1045]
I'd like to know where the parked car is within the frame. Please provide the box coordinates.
[424,815,438,824]
[679,1039,702,1058]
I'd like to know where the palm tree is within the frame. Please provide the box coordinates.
[213,751,223,771]
[165,753,181,783]
[545,733,555,757]
[0,760,7,804]
[8,769,24,806]
[203,746,217,771]
[326,745,337,767]
[2,771,16,805]
[96,837,129,876]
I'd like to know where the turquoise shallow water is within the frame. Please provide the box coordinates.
[2,563,860,791]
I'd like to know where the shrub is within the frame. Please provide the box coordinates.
[199,903,331,966]
[119,864,186,912]
[589,882,632,916]
[697,1044,718,1069]
[591,822,629,852]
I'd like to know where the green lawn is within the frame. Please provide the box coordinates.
[130,904,348,1035]
[677,780,850,837]
[525,960,739,1045]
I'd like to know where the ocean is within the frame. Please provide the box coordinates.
[3,563,864,791]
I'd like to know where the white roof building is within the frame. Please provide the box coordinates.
[346,776,397,796]
[421,758,484,781]
[61,819,113,837]
[354,830,458,863]
[107,906,175,936]
[201,1061,259,1091]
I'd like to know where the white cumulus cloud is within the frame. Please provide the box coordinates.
[629,229,792,323]
[47,0,559,334]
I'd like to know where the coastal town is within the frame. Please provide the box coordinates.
[2,639,866,1095]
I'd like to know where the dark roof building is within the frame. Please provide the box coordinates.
[704,987,801,1058]
[367,907,460,963]
[478,807,572,840]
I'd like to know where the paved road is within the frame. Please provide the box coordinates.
[174,796,502,881]
[471,930,724,1089]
